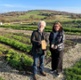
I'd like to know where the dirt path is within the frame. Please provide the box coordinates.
[0,27,81,38]
[0,28,81,80]
[0,28,32,36]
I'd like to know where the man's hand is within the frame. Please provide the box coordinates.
[38,41,41,47]
[38,41,41,45]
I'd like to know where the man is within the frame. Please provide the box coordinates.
[31,21,47,80]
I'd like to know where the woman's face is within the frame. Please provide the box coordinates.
[54,24,60,31]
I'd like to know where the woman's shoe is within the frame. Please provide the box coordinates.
[50,70,56,73]
[57,73,61,78]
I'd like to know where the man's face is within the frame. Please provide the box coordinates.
[39,23,45,32]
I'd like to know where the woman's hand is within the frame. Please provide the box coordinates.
[54,45,57,49]
[51,44,54,49]
[51,44,58,49]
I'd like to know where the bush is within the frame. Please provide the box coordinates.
[6,49,33,70]
[65,60,81,80]
[0,36,31,52]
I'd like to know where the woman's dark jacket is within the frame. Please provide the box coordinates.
[31,30,48,54]
[49,30,65,51]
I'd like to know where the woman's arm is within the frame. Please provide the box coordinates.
[57,31,65,47]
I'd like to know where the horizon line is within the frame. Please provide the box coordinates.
[0,9,81,14]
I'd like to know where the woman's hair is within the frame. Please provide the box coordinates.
[52,22,63,32]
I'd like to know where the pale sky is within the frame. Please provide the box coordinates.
[0,0,81,13]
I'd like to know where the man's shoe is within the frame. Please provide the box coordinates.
[57,73,61,78]
[33,75,37,80]
[40,72,46,76]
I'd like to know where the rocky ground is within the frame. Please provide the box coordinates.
[0,28,81,80]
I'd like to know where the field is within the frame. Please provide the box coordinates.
[0,10,81,80]
[65,60,81,80]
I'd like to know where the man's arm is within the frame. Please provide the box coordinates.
[31,31,41,46]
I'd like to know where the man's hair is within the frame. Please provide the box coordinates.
[38,21,46,27]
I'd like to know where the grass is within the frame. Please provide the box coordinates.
[4,10,46,22]
[0,44,33,70]
[0,77,4,80]
[1,10,81,24]
[2,22,81,35]
[6,49,33,70]
[2,33,31,44]
[0,36,31,52]
[65,60,81,80]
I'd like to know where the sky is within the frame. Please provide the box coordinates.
[0,0,81,13]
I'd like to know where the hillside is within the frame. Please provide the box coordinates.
[0,10,81,23]
[0,10,81,35]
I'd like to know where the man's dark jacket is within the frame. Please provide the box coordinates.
[31,30,48,54]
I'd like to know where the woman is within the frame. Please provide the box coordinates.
[49,22,65,77]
